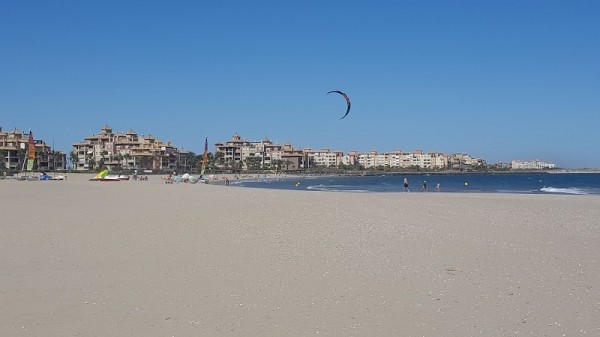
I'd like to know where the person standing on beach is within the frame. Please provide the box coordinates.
[422,181,427,192]
[436,182,440,192]
[403,177,410,192]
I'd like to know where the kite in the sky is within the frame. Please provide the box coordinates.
[327,90,351,119]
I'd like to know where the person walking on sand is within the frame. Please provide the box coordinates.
[403,177,410,192]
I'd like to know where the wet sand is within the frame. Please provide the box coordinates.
[1,174,599,336]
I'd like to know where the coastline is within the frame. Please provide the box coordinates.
[1,175,599,336]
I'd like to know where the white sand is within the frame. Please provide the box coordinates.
[1,174,599,336]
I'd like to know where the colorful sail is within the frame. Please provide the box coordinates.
[200,136,208,177]
[26,130,35,171]
[95,169,109,179]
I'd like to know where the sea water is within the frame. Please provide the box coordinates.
[232,173,600,195]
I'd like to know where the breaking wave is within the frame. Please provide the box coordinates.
[539,187,592,195]
[306,184,368,192]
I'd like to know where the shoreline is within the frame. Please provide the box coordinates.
[4,171,600,196]
[4,167,598,184]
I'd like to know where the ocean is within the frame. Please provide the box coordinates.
[231,173,600,195]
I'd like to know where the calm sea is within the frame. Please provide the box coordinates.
[232,173,600,195]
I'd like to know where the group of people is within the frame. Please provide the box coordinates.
[132,172,149,181]
[403,177,440,192]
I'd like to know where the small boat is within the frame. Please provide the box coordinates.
[99,175,121,182]
[90,169,129,181]
[16,130,37,181]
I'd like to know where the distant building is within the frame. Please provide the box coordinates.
[354,150,449,169]
[71,125,186,172]
[214,133,313,171]
[304,148,344,168]
[511,160,555,170]
[340,151,359,167]
[0,127,66,172]
[213,134,490,172]
[447,153,485,169]
[490,162,511,170]
[279,143,304,171]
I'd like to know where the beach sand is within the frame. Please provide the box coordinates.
[1,174,599,336]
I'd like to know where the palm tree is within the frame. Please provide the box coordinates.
[214,151,225,167]
[0,150,7,172]
[123,153,132,170]
[233,160,243,173]
[69,151,79,170]
[186,152,198,172]
[244,156,262,171]
[84,152,94,171]
[221,158,229,172]
[270,159,283,173]
[98,159,106,171]
[88,158,97,171]
[206,152,215,173]
[100,150,107,162]
[113,153,123,172]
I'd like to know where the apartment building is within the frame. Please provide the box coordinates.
[215,133,291,170]
[340,151,359,167]
[213,133,492,171]
[0,127,66,172]
[304,148,343,168]
[354,150,448,169]
[72,125,185,172]
[448,153,484,168]
[212,133,494,172]
[511,160,555,170]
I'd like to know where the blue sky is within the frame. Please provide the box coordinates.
[2,0,599,168]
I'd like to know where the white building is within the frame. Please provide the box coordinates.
[511,160,555,170]
[355,150,448,169]
[305,148,343,168]
[213,134,486,172]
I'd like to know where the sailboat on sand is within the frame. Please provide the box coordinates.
[201,136,208,180]
[89,169,130,181]
[16,130,37,180]
[26,130,35,172]
[189,136,208,184]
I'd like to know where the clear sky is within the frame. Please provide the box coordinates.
[2,0,599,168]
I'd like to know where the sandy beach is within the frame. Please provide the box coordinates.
[1,174,599,336]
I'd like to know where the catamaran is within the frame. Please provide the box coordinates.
[26,130,35,172]
[89,169,130,181]
[201,136,208,179]
[189,136,208,184]
[16,130,38,180]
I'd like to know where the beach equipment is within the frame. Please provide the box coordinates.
[26,130,35,171]
[90,169,109,180]
[89,169,128,181]
[200,136,209,178]
[17,129,36,178]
